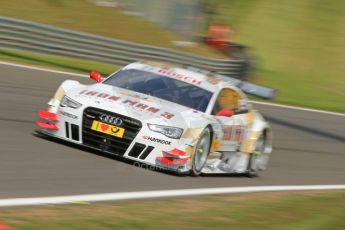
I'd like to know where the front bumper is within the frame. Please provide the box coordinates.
[36,107,191,174]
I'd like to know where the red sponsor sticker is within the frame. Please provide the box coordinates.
[79,90,175,119]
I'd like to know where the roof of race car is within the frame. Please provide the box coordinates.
[122,61,235,93]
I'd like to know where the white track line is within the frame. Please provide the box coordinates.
[0,61,88,78]
[1,60,344,117]
[0,185,344,207]
[251,101,345,117]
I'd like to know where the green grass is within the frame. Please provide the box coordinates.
[0,191,344,230]
[209,0,345,112]
[0,48,118,75]
[0,0,344,112]
[0,0,222,58]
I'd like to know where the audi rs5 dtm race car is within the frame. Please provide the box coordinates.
[37,61,275,176]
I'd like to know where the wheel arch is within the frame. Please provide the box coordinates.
[262,126,273,154]
[240,115,272,154]
[207,124,214,146]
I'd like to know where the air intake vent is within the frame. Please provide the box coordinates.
[71,124,80,141]
[139,146,154,160]
[128,143,146,158]
[65,122,70,138]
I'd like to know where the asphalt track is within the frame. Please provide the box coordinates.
[0,63,344,199]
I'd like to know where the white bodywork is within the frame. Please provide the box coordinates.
[37,61,272,175]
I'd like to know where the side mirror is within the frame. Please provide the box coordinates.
[216,108,234,117]
[89,71,101,83]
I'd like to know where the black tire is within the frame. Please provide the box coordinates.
[191,127,212,176]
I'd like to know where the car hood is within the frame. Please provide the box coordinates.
[66,83,205,127]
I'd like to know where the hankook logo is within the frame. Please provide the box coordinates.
[99,114,123,126]
[143,135,171,145]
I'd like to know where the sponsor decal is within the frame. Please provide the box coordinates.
[59,110,78,119]
[79,90,175,119]
[137,65,203,86]
[158,69,202,85]
[99,114,123,126]
[91,120,125,138]
[212,140,221,150]
[143,135,171,145]
[160,111,174,119]
[222,125,245,142]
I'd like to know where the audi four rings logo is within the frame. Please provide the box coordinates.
[100,114,123,126]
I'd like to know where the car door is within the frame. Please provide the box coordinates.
[211,88,248,152]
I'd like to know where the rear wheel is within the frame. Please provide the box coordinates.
[247,134,266,177]
[191,127,211,176]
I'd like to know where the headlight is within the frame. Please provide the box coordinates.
[148,124,183,139]
[60,95,82,109]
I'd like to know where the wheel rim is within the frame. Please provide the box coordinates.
[194,129,211,172]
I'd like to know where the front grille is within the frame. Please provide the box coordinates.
[82,107,142,156]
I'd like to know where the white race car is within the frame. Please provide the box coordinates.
[37,61,274,176]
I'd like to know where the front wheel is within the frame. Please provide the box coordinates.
[191,127,211,176]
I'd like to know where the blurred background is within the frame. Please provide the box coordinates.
[0,0,344,112]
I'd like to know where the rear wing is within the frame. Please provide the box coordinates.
[185,66,277,100]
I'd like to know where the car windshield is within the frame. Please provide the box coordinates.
[103,69,212,112]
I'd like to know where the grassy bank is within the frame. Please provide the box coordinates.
[0,0,222,58]
[1,47,344,113]
[211,0,345,112]
[0,0,344,112]
[0,191,344,230]
[0,49,117,75]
